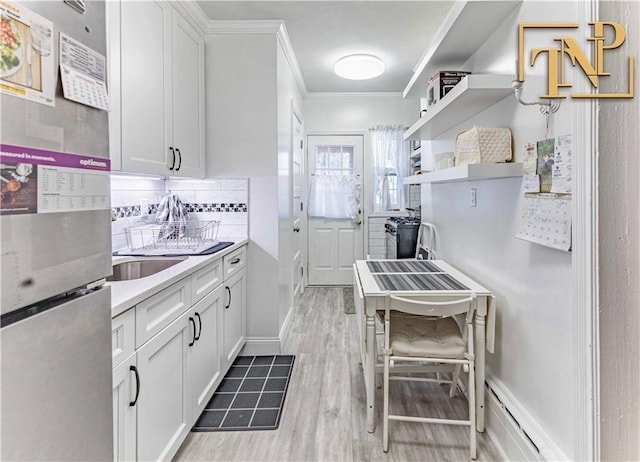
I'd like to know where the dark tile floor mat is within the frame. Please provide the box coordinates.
[192,355,295,431]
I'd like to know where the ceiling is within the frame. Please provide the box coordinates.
[196,1,454,94]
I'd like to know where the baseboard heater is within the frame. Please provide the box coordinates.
[485,381,542,459]
[455,378,547,461]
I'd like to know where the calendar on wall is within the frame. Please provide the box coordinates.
[516,193,571,251]
[59,32,109,110]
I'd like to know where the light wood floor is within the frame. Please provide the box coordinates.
[174,287,504,461]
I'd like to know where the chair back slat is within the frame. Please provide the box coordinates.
[387,293,475,318]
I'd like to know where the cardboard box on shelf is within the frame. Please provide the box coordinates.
[427,71,472,108]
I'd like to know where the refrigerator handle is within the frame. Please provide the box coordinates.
[188,317,196,347]
[176,148,182,171]
[129,365,140,407]
[194,312,201,341]
[168,146,176,170]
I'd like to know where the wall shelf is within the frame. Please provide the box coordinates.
[403,162,523,185]
[403,74,514,142]
[403,0,522,100]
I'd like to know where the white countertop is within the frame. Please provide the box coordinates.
[109,238,248,318]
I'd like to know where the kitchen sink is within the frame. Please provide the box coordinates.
[107,257,188,281]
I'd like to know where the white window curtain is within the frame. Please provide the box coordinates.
[371,125,408,212]
[308,174,361,220]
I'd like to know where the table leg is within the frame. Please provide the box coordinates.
[475,309,486,432]
[366,313,376,433]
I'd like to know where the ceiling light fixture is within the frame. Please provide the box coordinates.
[334,54,385,80]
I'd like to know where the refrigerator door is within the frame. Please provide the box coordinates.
[0,0,112,315]
[1,286,113,461]
[1,209,112,314]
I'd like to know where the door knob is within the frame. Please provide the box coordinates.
[355,219,362,225]
[293,226,300,232]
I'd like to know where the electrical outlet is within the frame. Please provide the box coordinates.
[140,199,149,215]
[470,188,477,207]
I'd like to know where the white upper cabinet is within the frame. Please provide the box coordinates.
[107,1,205,178]
[170,12,205,177]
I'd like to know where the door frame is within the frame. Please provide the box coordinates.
[305,132,365,285]
[291,104,306,297]
[573,0,599,459]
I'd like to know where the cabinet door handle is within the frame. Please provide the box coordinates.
[188,317,196,346]
[129,365,140,407]
[225,286,231,309]
[194,312,202,340]
[168,147,176,170]
[175,148,182,171]
[230,257,241,265]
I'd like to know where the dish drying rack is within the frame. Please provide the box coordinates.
[124,220,220,255]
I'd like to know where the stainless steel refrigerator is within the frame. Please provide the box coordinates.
[1,1,113,460]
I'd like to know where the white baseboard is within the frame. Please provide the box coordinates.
[240,303,294,357]
[484,376,569,462]
[279,302,294,346]
[240,338,281,356]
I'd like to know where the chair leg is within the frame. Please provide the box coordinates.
[449,364,462,397]
[383,354,390,453]
[469,360,477,460]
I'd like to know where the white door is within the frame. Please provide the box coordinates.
[292,110,304,299]
[307,135,364,285]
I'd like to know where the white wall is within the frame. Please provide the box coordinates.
[598,2,640,460]
[420,2,585,459]
[206,33,280,342]
[303,93,418,258]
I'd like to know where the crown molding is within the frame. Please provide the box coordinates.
[206,19,284,35]
[275,21,308,97]
[173,1,210,34]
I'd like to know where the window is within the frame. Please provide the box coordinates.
[308,143,360,219]
[371,126,408,212]
[315,145,354,176]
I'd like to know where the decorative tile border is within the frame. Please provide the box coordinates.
[186,203,248,213]
[112,203,248,219]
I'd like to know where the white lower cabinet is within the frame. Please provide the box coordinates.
[136,311,191,461]
[111,245,247,461]
[112,353,137,462]
[222,268,246,371]
[188,285,223,416]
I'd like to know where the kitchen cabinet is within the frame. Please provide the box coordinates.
[112,353,137,462]
[136,310,191,462]
[107,1,205,177]
[222,268,246,371]
[188,285,223,416]
[110,244,247,461]
[135,276,191,348]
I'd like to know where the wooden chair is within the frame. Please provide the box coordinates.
[382,292,477,459]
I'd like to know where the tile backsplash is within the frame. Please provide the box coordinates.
[111,175,248,252]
